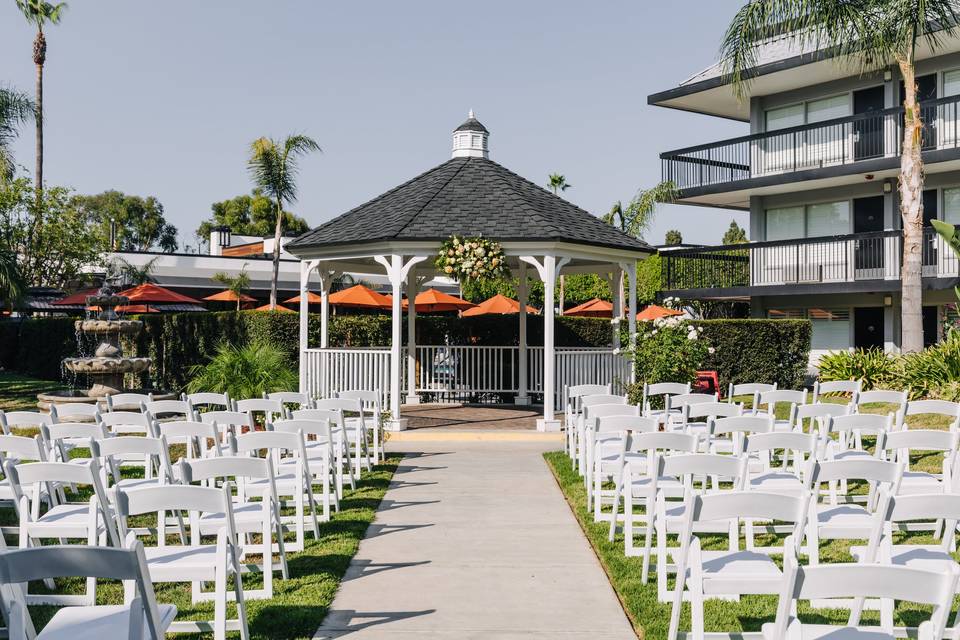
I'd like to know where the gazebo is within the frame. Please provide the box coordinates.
[286,112,652,431]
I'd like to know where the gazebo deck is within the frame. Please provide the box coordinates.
[401,403,539,431]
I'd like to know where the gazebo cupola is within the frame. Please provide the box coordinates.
[451,110,489,159]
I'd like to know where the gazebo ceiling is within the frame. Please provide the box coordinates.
[287,116,651,257]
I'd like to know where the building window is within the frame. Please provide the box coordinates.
[766,201,850,240]
[764,94,849,131]
[767,308,850,351]
[944,187,960,225]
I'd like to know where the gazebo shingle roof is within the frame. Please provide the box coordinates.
[288,157,651,252]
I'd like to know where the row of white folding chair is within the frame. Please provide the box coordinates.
[564,383,611,460]
[0,537,177,640]
[337,389,386,464]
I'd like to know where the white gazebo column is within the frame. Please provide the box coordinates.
[298,259,319,395]
[515,263,529,406]
[405,274,420,405]
[522,254,569,431]
[318,270,336,348]
[621,261,638,384]
[609,268,622,350]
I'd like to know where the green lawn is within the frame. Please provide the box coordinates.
[0,372,398,639]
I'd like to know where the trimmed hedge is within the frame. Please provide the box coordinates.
[0,312,811,395]
[699,319,811,391]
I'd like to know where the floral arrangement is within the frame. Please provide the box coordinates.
[435,235,509,282]
[629,300,712,399]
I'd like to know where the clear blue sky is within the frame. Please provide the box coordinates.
[1,0,747,249]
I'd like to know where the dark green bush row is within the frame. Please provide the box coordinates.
[0,317,80,380]
[699,319,812,391]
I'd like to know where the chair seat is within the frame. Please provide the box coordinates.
[832,450,873,461]
[850,543,957,574]
[247,473,301,496]
[113,478,162,492]
[628,476,683,499]
[198,502,267,533]
[697,550,783,594]
[762,622,893,639]
[897,471,942,494]
[29,504,98,538]
[143,545,220,581]
[816,504,874,537]
[750,472,805,495]
[663,502,733,534]
[38,603,177,640]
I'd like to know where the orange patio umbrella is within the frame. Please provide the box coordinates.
[564,298,614,318]
[636,304,683,321]
[328,284,393,309]
[86,304,160,314]
[253,303,294,313]
[283,291,323,305]
[405,288,476,313]
[53,287,100,306]
[118,283,203,305]
[461,294,537,317]
[203,290,257,303]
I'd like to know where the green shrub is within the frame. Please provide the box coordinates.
[8,317,79,380]
[629,316,709,404]
[901,330,960,399]
[699,319,811,390]
[817,348,901,391]
[186,342,297,398]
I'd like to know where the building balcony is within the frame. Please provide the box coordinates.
[660,94,960,208]
[660,228,957,297]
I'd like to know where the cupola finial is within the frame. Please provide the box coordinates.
[452,110,489,159]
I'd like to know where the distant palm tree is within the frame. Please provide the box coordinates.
[15,0,67,200]
[547,173,571,195]
[213,265,251,311]
[0,248,25,310]
[603,181,678,240]
[248,135,321,309]
[110,256,158,287]
[720,0,959,352]
[0,87,34,184]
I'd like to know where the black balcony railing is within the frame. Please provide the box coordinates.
[661,93,960,191]
[661,228,958,292]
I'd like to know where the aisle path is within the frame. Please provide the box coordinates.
[314,441,636,639]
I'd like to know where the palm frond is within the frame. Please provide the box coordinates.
[247,134,320,206]
[15,0,67,28]
[0,87,35,183]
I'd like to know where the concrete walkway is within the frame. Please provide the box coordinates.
[314,440,636,639]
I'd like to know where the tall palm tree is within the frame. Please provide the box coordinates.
[15,0,67,202]
[603,181,679,240]
[547,173,571,194]
[248,134,321,309]
[0,87,34,184]
[720,0,959,352]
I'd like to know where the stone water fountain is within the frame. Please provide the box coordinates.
[37,284,172,410]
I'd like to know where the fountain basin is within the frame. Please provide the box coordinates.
[76,319,143,335]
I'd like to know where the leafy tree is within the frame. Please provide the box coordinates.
[15,0,67,201]
[722,220,748,245]
[603,181,679,241]
[0,248,26,310]
[71,190,178,252]
[547,173,572,194]
[195,189,310,241]
[247,135,321,309]
[636,254,661,305]
[665,229,683,246]
[720,0,960,352]
[0,177,99,289]
[212,265,251,311]
[0,87,34,184]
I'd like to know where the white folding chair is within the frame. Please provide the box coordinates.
[667,490,812,640]
[143,399,194,423]
[7,459,120,605]
[50,403,102,424]
[314,398,371,474]
[0,539,176,640]
[762,561,957,640]
[179,456,289,600]
[826,413,894,463]
[100,410,152,436]
[807,458,903,565]
[745,430,820,497]
[590,415,658,522]
[583,403,639,506]
[640,382,691,421]
[564,383,611,460]
[153,420,222,460]
[879,428,959,496]
[91,435,176,493]
[115,484,249,640]
[854,389,907,416]
[577,394,628,476]
[726,382,776,411]
[756,389,807,430]
[231,430,321,552]
[266,391,313,415]
[105,392,153,412]
[183,391,232,414]
[292,408,356,492]
[200,410,254,444]
[900,398,960,431]
[662,393,717,428]
[677,402,743,440]
[41,422,108,465]
[0,435,51,532]
[705,414,773,456]
[812,379,861,404]
[793,402,850,435]
[0,410,52,435]
[338,390,385,463]
[235,398,284,426]
[271,418,336,516]
[653,453,748,602]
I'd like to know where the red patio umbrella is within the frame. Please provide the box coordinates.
[461,294,537,317]
[117,283,202,305]
[405,288,475,313]
[53,287,100,306]
[328,284,393,309]
[564,298,614,318]
[636,304,683,321]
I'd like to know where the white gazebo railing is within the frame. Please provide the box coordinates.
[303,348,392,407]
[303,345,632,408]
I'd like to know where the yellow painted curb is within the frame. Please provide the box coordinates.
[385,430,563,442]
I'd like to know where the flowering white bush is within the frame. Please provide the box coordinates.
[631,313,711,392]
[435,235,509,283]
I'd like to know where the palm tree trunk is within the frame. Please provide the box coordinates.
[558,275,565,315]
[899,58,925,353]
[270,199,283,309]
[33,30,44,203]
